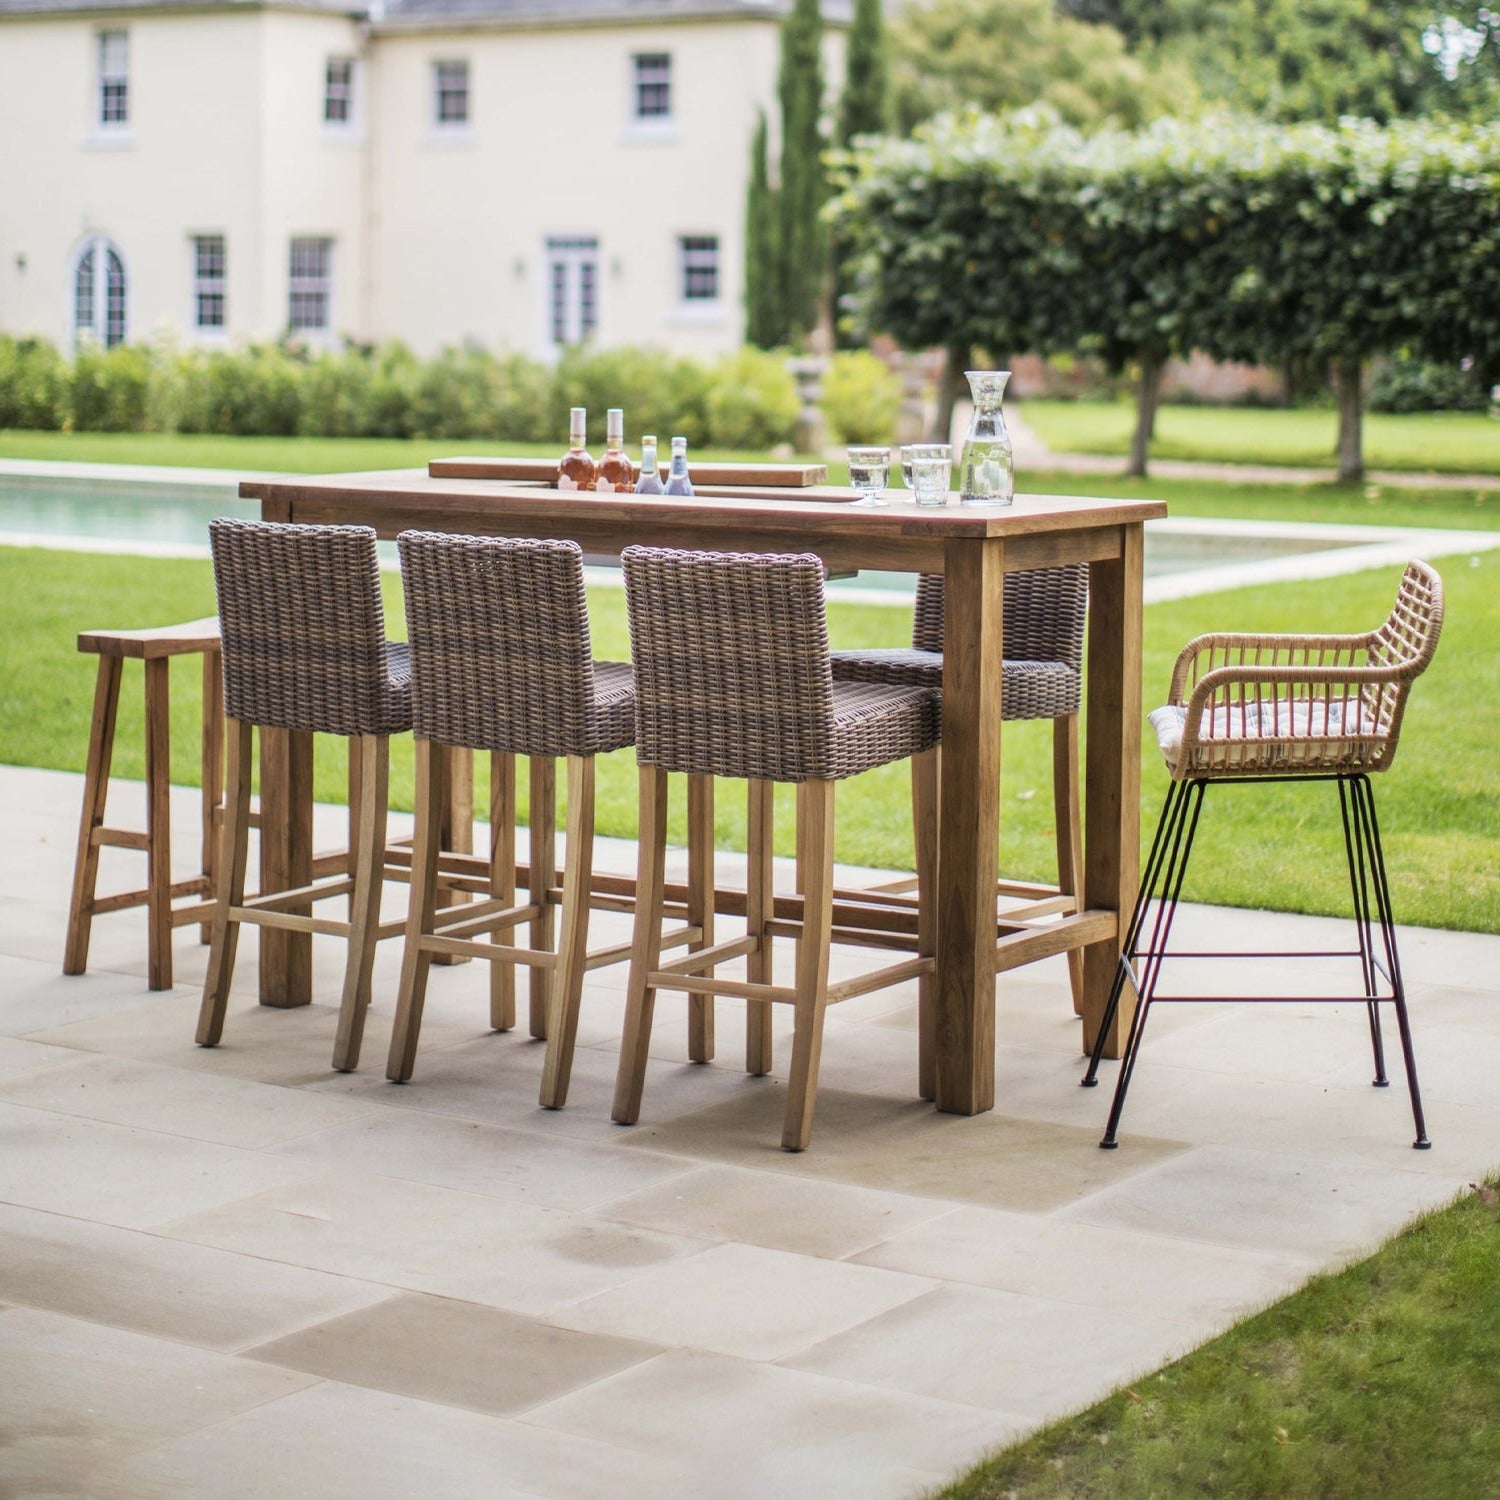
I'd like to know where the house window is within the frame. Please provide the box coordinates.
[288,237,333,332]
[632,53,671,121]
[193,235,226,330]
[679,236,720,302]
[433,60,469,126]
[73,237,127,348]
[324,57,355,125]
[545,236,599,347]
[97,29,129,127]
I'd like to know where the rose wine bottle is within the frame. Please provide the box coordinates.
[557,407,596,491]
[596,408,632,492]
[663,435,694,496]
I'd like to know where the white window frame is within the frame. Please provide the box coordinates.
[287,236,334,339]
[543,236,600,354]
[324,55,357,129]
[432,59,470,130]
[96,29,129,131]
[631,52,672,123]
[70,235,128,349]
[191,234,227,335]
[678,234,721,305]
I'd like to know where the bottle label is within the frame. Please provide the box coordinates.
[557,475,578,491]
[595,476,613,492]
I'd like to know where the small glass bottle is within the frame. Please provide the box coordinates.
[634,434,666,495]
[596,407,632,493]
[663,435,694,497]
[557,407,596,492]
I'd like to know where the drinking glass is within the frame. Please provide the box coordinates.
[908,453,952,508]
[846,446,891,508]
[900,443,949,490]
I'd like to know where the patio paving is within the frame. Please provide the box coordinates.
[1,761,1494,1498]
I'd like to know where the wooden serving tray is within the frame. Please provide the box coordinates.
[429,455,829,488]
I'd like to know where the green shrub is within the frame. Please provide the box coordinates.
[703,347,799,448]
[820,348,901,443]
[0,336,67,429]
[1368,357,1493,414]
[552,345,709,448]
[69,343,152,432]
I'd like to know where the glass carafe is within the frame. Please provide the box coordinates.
[958,370,1014,507]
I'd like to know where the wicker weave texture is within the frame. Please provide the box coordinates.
[209,519,410,737]
[1159,559,1444,779]
[398,531,633,758]
[622,545,939,782]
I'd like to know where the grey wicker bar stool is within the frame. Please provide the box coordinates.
[614,545,942,1152]
[1083,560,1444,1151]
[390,531,709,1109]
[197,519,411,1072]
[829,565,1089,1087]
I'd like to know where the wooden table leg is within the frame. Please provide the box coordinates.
[258,726,314,1007]
[934,537,1003,1115]
[1081,523,1145,1059]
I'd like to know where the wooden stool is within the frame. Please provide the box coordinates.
[63,618,224,991]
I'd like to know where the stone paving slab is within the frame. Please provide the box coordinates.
[1,762,1497,1498]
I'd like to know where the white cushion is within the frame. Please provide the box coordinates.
[1150,698,1373,765]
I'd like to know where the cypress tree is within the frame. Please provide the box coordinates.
[777,0,827,341]
[832,0,888,344]
[744,108,782,348]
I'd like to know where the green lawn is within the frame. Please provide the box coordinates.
[1022,401,1500,476]
[938,1181,1500,1500]
[5,545,1495,933]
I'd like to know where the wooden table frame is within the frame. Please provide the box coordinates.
[240,471,1165,1114]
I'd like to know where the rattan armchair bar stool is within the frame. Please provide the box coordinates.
[63,617,224,990]
[388,531,714,1108]
[829,564,1089,1090]
[613,545,942,1152]
[1082,560,1445,1150]
[196,519,412,1072]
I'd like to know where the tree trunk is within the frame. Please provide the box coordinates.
[1336,356,1364,482]
[1127,352,1164,478]
[930,342,971,443]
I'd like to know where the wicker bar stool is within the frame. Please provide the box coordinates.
[829,564,1089,1089]
[63,617,224,990]
[388,531,713,1108]
[1082,560,1444,1150]
[197,519,412,1072]
[613,545,942,1152]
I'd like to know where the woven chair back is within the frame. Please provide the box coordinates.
[623,545,835,781]
[1362,558,1445,741]
[398,531,602,757]
[209,519,403,737]
[912,564,1088,666]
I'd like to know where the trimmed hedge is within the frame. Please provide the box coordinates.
[0,336,814,451]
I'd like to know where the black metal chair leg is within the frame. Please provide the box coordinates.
[1083,778,1188,1089]
[1358,777,1430,1149]
[1340,776,1388,1086]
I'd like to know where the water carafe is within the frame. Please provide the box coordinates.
[958,370,1014,507]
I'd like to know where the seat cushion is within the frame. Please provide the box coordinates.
[590,659,637,755]
[826,682,941,780]
[1150,697,1382,774]
[829,648,1080,720]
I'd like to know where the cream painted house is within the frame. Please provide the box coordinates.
[0,0,846,358]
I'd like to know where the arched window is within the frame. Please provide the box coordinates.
[72,237,127,348]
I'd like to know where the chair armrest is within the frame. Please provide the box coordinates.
[1167,630,1376,704]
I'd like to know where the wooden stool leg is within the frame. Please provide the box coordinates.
[612,765,668,1126]
[432,747,474,965]
[64,655,123,976]
[687,773,716,1064]
[346,735,363,919]
[144,657,173,991]
[784,779,834,1153]
[528,755,557,1039]
[1053,714,1086,1016]
[333,734,388,1073]
[913,746,940,1101]
[540,755,595,1110]
[745,778,775,1076]
[489,751,517,1032]
[200,647,223,945]
[198,719,253,1045]
[388,739,444,1083]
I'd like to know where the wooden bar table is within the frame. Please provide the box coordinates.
[240,469,1166,1114]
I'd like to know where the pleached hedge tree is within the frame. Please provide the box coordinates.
[829,112,1500,478]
